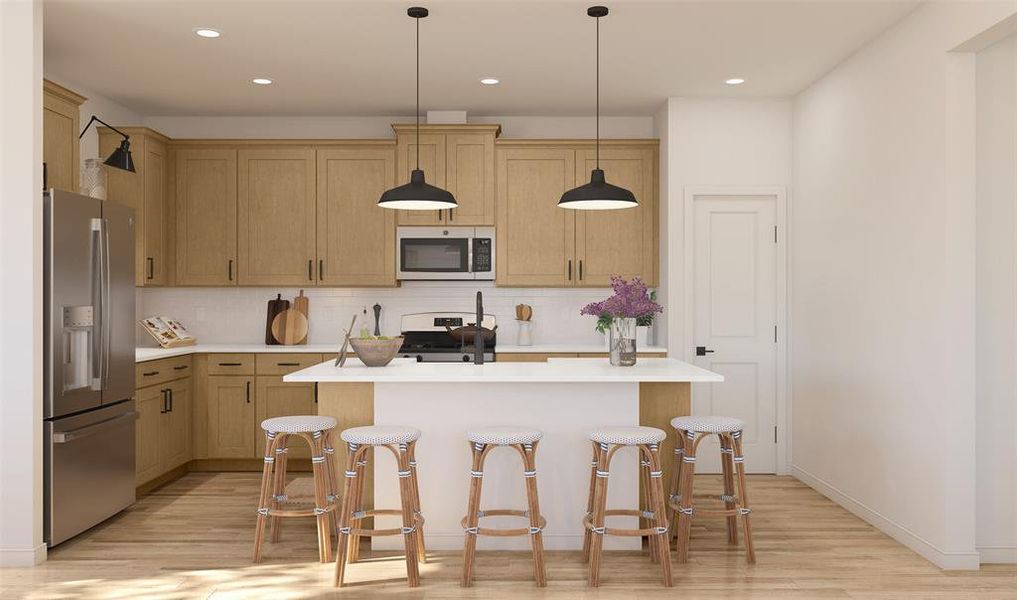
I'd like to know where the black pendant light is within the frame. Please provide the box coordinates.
[378,6,457,210]
[79,115,135,173]
[559,6,637,210]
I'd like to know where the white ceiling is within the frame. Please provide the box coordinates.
[43,0,920,117]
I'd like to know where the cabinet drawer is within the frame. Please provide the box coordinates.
[207,354,256,375]
[136,355,193,388]
[256,354,322,376]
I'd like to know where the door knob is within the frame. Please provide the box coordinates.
[695,346,715,356]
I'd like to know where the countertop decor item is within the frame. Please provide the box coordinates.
[581,277,663,366]
[376,7,457,211]
[139,316,196,348]
[271,309,309,346]
[335,315,357,367]
[373,303,382,336]
[516,320,533,346]
[265,294,289,345]
[348,336,405,367]
[515,304,533,321]
[293,290,309,344]
[558,6,637,210]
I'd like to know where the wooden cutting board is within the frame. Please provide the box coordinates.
[293,290,309,345]
[271,309,309,346]
[265,294,289,345]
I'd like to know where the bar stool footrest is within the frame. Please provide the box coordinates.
[583,509,670,537]
[342,510,425,537]
[260,501,339,519]
[460,509,547,537]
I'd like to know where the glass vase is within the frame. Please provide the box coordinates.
[608,317,637,366]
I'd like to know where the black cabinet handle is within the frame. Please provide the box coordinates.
[448,209,453,222]
[579,260,583,281]
[319,259,324,281]
[695,346,715,356]
[567,260,572,281]
[173,365,188,371]
[277,362,300,367]
[168,388,174,412]
[228,259,233,281]
[246,380,251,403]
[218,362,242,367]
[436,210,442,222]
[308,259,313,281]
[146,257,154,280]
[160,389,169,413]
[143,370,160,377]
[314,383,318,405]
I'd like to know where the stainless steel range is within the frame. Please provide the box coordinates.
[399,312,497,363]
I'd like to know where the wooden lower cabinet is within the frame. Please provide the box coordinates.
[254,377,317,459]
[135,369,192,485]
[207,375,256,458]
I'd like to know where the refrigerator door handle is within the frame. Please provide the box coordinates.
[90,218,103,390]
[101,218,112,390]
[52,411,138,443]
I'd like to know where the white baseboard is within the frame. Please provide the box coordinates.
[978,546,1017,564]
[0,543,47,567]
[792,466,980,570]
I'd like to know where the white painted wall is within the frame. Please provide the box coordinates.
[975,32,1017,564]
[792,1,1015,570]
[0,0,46,566]
[142,115,654,140]
[658,98,793,358]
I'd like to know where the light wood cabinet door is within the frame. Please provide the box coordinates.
[445,133,495,225]
[316,147,396,286]
[396,133,446,226]
[42,81,84,193]
[175,148,238,286]
[143,137,169,285]
[161,378,191,471]
[135,386,164,484]
[496,147,576,287]
[237,148,317,286]
[207,376,255,458]
[254,376,316,459]
[574,147,658,286]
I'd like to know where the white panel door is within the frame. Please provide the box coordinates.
[692,195,777,473]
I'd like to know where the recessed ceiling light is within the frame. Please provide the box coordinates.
[193,28,221,38]
[480,78,500,85]
[725,78,745,85]
[251,78,273,85]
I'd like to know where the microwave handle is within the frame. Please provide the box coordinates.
[467,237,474,273]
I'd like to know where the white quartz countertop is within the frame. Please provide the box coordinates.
[284,357,721,383]
[135,343,668,363]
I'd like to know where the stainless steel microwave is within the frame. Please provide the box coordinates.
[397,227,495,280]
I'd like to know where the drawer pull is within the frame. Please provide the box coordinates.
[218,362,243,367]
[277,362,300,367]
[173,365,189,371]
[143,371,160,377]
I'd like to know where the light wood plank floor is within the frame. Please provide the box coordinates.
[3,473,1014,599]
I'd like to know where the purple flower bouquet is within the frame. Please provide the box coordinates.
[581,277,662,366]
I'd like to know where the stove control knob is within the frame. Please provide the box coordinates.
[462,354,471,363]
[415,355,423,363]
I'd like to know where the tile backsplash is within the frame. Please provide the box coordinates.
[137,282,647,347]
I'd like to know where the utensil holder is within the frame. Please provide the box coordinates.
[516,320,533,346]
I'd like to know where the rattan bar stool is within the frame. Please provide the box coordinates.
[583,426,672,588]
[667,416,756,564]
[333,425,426,588]
[253,415,341,563]
[460,427,547,588]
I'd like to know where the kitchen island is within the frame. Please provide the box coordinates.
[285,357,722,551]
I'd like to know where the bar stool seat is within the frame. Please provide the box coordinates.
[262,415,337,433]
[588,425,666,446]
[467,426,543,445]
[341,425,421,445]
[670,415,744,434]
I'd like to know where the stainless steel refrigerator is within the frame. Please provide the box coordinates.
[44,189,137,546]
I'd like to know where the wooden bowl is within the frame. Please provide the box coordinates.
[348,336,405,367]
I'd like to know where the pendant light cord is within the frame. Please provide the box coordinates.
[596,13,600,169]
[416,15,420,171]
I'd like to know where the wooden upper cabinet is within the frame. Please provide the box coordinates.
[175,148,238,286]
[100,128,170,286]
[395,131,445,226]
[42,80,85,193]
[393,124,499,226]
[574,146,658,287]
[237,147,317,286]
[316,146,397,286]
[495,146,576,287]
